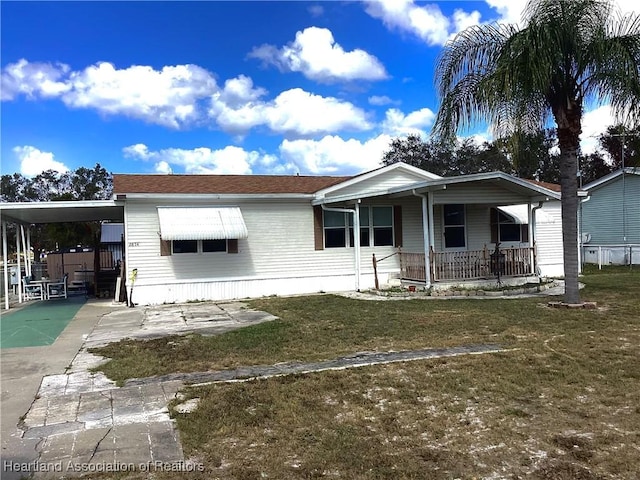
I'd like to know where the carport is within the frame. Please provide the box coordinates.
[1,200,124,310]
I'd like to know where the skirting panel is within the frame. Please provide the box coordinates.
[129,272,389,305]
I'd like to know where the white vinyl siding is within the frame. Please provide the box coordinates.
[534,202,563,277]
[323,170,433,199]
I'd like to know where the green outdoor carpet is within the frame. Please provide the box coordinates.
[0,296,87,349]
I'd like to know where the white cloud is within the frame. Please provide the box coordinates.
[381,107,436,136]
[365,0,473,46]
[2,60,370,137]
[211,87,372,137]
[368,95,398,106]
[122,144,282,174]
[580,105,615,156]
[486,0,639,27]
[452,8,483,33]
[484,0,527,25]
[615,0,640,15]
[248,27,388,82]
[1,59,70,101]
[154,160,173,174]
[264,88,372,135]
[280,134,392,175]
[2,60,217,128]
[13,146,69,177]
[63,62,217,128]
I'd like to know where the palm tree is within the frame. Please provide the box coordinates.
[433,0,640,304]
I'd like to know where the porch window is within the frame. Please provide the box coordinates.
[498,211,521,242]
[443,204,466,249]
[322,206,394,248]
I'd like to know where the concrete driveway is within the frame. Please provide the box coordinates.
[0,299,277,479]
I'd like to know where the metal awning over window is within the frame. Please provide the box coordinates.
[497,204,552,224]
[157,207,248,241]
[497,205,530,224]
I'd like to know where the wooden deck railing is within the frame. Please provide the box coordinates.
[399,246,535,282]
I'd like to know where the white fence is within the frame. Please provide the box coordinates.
[582,244,640,268]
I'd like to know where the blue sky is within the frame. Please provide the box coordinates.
[1,0,637,177]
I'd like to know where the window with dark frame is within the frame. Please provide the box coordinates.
[323,205,393,248]
[497,211,522,242]
[172,239,228,254]
[443,204,466,249]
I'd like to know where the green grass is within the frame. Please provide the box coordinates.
[86,270,640,479]
[90,270,638,385]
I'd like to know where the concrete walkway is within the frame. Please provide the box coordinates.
[2,296,518,478]
[1,300,277,479]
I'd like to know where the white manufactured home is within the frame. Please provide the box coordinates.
[111,163,564,305]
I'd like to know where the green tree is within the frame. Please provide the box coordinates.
[579,152,612,185]
[455,138,513,175]
[1,164,113,257]
[598,124,640,169]
[382,134,455,176]
[433,0,640,304]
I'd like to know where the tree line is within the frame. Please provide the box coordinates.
[382,124,639,185]
[1,164,113,258]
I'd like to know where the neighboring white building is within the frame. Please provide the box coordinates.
[112,163,564,305]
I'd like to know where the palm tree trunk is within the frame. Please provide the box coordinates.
[557,129,581,304]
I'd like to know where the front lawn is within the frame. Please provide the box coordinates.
[89,270,640,479]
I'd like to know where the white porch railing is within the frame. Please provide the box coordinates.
[399,246,536,282]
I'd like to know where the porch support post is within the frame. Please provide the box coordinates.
[16,223,22,303]
[412,190,431,287]
[531,202,543,276]
[26,227,32,276]
[428,192,435,249]
[354,200,361,291]
[2,221,9,310]
[21,225,30,278]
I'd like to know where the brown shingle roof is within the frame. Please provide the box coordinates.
[523,178,561,192]
[113,174,351,195]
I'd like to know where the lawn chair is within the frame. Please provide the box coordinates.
[23,276,44,301]
[47,273,68,299]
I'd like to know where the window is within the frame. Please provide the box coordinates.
[173,239,228,254]
[491,208,529,244]
[203,239,227,252]
[172,240,198,254]
[372,206,393,246]
[497,211,521,242]
[443,204,466,249]
[322,206,394,248]
[324,210,348,248]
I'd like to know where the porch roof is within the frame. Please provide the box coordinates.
[392,172,561,200]
[313,171,560,205]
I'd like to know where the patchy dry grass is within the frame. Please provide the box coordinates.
[89,269,640,478]
[91,269,636,385]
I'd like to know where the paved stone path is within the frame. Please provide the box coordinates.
[124,344,505,387]
[17,301,506,478]
[17,301,277,478]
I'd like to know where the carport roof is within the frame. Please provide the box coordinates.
[0,200,124,225]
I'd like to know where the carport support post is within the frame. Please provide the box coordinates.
[2,221,9,310]
[16,223,22,303]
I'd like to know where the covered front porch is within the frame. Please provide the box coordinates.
[398,245,536,283]
[314,168,562,290]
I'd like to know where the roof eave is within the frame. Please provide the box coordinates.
[120,193,316,200]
